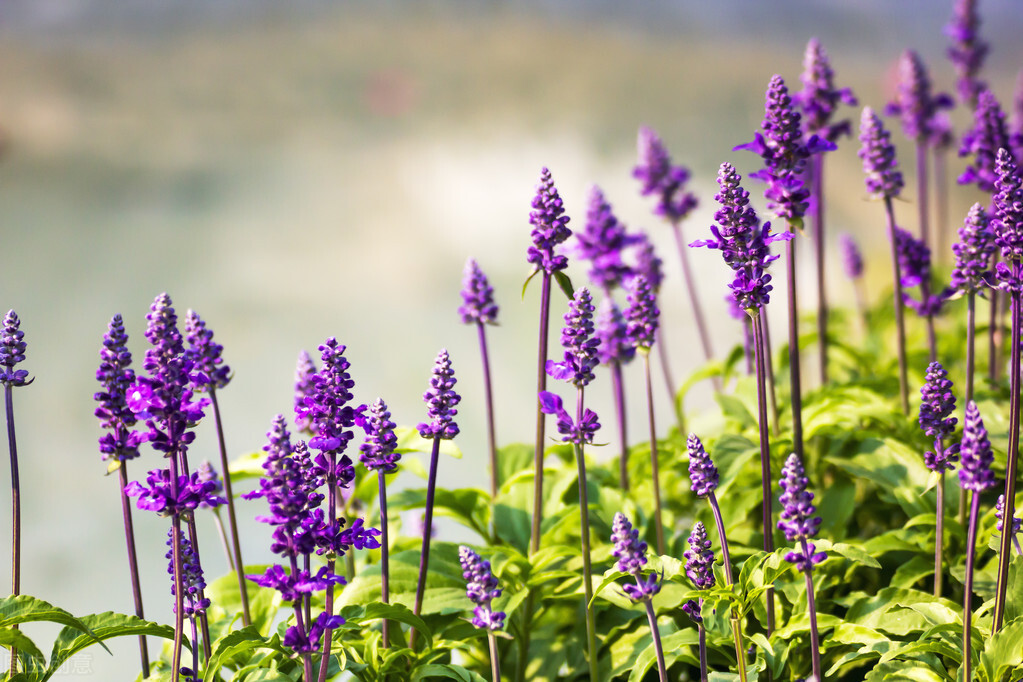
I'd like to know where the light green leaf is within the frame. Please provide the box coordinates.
[47,612,173,682]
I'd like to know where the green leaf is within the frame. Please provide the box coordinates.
[1005,554,1023,625]
[0,595,112,658]
[47,612,174,682]
[0,628,44,674]
[553,270,574,301]
[496,443,534,490]
[362,602,433,649]
[981,616,1023,681]
[206,567,279,637]
[521,268,540,299]
[411,663,486,681]
[395,427,462,459]
[202,627,288,682]
[823,540,883,569]
[715,394,756,431]
[390,487,490,538]
[228,450,268,483]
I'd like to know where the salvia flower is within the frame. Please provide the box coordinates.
[417,349,460,440]
[630,231,664,292]
[298,338,357,455]
[575,187,642,291]
[286,612,345,655]
[125,468,226,517]
[958,89,1011,193]
[166,528,210,617]
[358,398,400,473]
[958,401,995,492]
[993,149,1023,294]
[945,0,988,107]
[682,522,715,622]
[951,204,995,294]
[686,433,719,498]
[839,233,864,280]
[611,512,661,602]
[527,167,572,276]
[919,362,960,473]
[859,107,904,200]
[885,50,954,143]
[293,350,317,433]
[0,310,30,387]
[594,297,635,366]
[778,453,826,572]
[633,126,698,223]
[996,494,1022,535]
[458,546,506,630]
[184,310,231,391]
[95,313,142,461]
[546,287,599,387]
[795,37,857,142]
[624,275,659,350]
[458,258,499,325]
[195,460,224,510]
[537,391,599,445]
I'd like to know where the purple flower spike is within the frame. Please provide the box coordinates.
[458,546,506,631]
[298,338,357,455]
[951,204,995,295]
[885,50,954,143]
[359,398,400,473]
[459,258,499,325]
[575,187,641,292]
[945,0,988,107]
[0,310,30,387]
[630,231,664,292]
[958,89,1011,193]
[594,298,635,366]
[611,512,661,603]
[684,522,716,590]
[527,167,572,276]
[293,350,317,433]
[417,349,460,440]
[996,494,1022,534]
[95,314,142,462]
[537,391,599,445]
[795,37,857,142]
[126,468,226,517]
[859,107,904,200]
[958,401,995,492]
[896,227,932,288]
[166,528,210,617]
[634,126,698,223]
[993,149,1023,286]
[195,460,224,509]
[184,310,231,391]
[546,287,599,388]
[839,234,864,280]
[778,453,826,571]
[624,275,659,350]
[919,362,960,473]
[686,433,719,498]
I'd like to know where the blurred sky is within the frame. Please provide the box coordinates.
[0,1,1021,678]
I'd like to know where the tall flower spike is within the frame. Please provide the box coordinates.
[458,258,499,325]
[778,453,826,572]
[166,528,210,617]
[537,391,600,445]
[682,521,715,623]
[293,350,317,433]
[839,233,864,280]
[919,362,960,473]
[610,512,660,602]
[795,37,857,142]
[527,167,572,276]
[885,50,954,143]
[634,126,698,223]
[896,227,932,288]
[184,310,231,391]
[299,338,357,455]
[631,231,664,292]
[945,0,988,107]
[859,107,904,199]
[575,187,641,292]
[686,433,719,498]
[418,349,460,440]
[359,398,400,473]
[994,149,1023,292]
[951,204,995,294]
[958,401,995,492]
[594,298,634,366]
[958,89,1011,194]
[95,314,141,461]
[624,275,659,350]
[546,287,599,388]
[0,311,30,387]
[458,546,506,630]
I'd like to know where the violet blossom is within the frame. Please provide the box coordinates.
[458,546,506,630]
[634,126,698,224]
[959,89,1011,194]
[95,314,142,462]
[459,258,499,325]
[527,167,572,276]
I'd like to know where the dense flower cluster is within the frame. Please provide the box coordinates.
[195,460,224,510]
[859,107,904,200]
[945,0,988,106]
[184,310,231,391]
[691,163,792,312]
[624,275,659,350]
[951,203,995,294]
[682,522,715,623]
[631,231,664,292]
[958,89,1011,194]
[298,338,358,456]
[125,468,226,517]
[546,287,600,388]
[527,167,572,276]
[1,310,30,387]
[358,398,400,473]
[885,50,953,143]
[574,187,642,292]
[919,362,960,473]
[993,149,1023,282]
[537,391,599,445]
[611,512,660,602]
[778,453,826,572]
[458,258,499,325]
[458,546,506,630]
[839,233,864,280]
[293,350,317,433]
[958,401,995,492]
[795,37,857,142]
[686,433,719,498]
[166,528,210,617]
[95,314,141,461]
[895,228,945,316]
[595,297,635,366]
[417,349,460,440]
[633,126,698,223]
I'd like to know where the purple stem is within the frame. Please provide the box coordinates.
[994,285,1021,633]
[189,614,200,682]
[643,353,666,556]
[960,294,978,528]
[488,632,502,682]
[708,493,748,678]
[610,361,629,490]
[921,279,938,363]
[410,436,442,648]
[799,537,822,681]
[118,463,150,677]
[989,252,1002,384]
[290,554,315,681]
[168,456,185,679]
[761,313,781,435]
[883,196,910,415]
[211,509,234,572]
[963,491,981,681]
[751,313,776,634]
[4,384,20,677]
[476,322,500,501]
[209,389,251,626]
[378,470,391,649]
[177,458,212,660]
[316,452,339,682]
[697,619,708,682]
[572,386,599,682]
[811,154,829,385]
[786,232,804,462]
[670,219,719,391]
[934,146,949,264]
[916,141,931,250]
[643,599,668,682]
[935,467,945,598]
[531,272,553,555]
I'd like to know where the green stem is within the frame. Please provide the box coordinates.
[799,538,822,682]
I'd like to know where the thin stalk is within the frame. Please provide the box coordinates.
[935,469,945,598]
[610,361,629,490]
[291,555,315,682]
[5,383,21,677]
[209,389,251,626]
[883,196,911,415]
[799,537,823,682]
[786,232,804,462]
[811,155,829,385]
[643,353,666,556]
[990,253,1002,384]
[410,436,442,648]
[643,600,668,682]
[960,293,977,528]
[706,493,747,679]
[572,386,599,682]
[963,491,981,682]
[488,632,502,682]
[189,615,201,682]
[743,318,754,375]
[476,322,499,501]
[316,452,339,682]
[212,509,235,572]
[916,141,931,250]
[670,219,719,391]
[118,464,150,677]
[378,470,391,649]
[751,313,776,634]
[762,315,781,435]
[697,620,708,682]
[531,272,553,555]
[178,455,212,662]
[994,287,1021,633]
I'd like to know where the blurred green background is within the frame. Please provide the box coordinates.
[0,1,1021,677]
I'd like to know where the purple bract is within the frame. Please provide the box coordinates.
[919,362,960,473]
[686,433,719,498]
[945,0,988,106]
[166,528,210,617]
[594,298,635,366]
[359,398,400,473]
[417,349,460,440]
[958,401,995,492]
[839,234,864,280]
[624,275,659,350]
[527,167,572,276]
[778,453,826,572]
[633,126,698,224]
[458,546,506,630]
[95,313,142,461]
[951,203,995,295]
[575,187,641,292]
[958,89,1011,194]
[184,310,231,391]
[546,287,599,388]
[293,350,317,433]
[537,391,599,445]
[859,107,904,200]
[795,37,857,142]
[885,50,954,143]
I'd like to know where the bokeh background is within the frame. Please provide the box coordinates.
[1,1,1022,677]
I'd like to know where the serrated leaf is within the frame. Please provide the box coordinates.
[202,627,288,682]
[0,628,44,675]
[0,596,111,660]
[981,616,1023,680]
[47,612,174,682]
